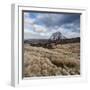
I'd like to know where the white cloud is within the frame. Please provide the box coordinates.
[24,30,50,39]
[36,14,64,27]
[24,12,29,18]
[34,24,47,33]
[24,12,36,30]
[56,26,80,38]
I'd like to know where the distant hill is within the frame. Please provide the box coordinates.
[49,31,66,41]
[24,32,80,48]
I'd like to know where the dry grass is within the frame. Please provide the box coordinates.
[24,43,80,77]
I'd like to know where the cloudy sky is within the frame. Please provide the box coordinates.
[24,11,80,40]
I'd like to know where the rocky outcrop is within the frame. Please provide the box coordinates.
[49,31,66,41]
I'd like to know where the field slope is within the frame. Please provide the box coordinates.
[24,42,80,77]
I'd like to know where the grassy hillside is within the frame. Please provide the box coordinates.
[24,43,80,77]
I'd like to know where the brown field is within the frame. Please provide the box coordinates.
[24,43,80,77]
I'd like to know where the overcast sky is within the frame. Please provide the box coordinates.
[24,11,80,40]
